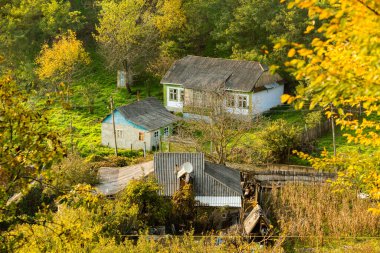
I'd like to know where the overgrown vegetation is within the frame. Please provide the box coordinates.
[264,184,380,250]
[0,0,379,251]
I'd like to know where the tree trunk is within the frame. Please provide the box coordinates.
[123,60,132,94]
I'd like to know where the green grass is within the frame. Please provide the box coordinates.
[263,105,309,126]
[315,128,379,156]
[45,50,163,157]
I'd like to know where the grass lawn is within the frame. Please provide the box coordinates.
[45,50,163,157]
[315,127,379,156]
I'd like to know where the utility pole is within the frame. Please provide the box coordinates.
[330,103,336,157]
[110,97,118,156]
[70,118,74,154]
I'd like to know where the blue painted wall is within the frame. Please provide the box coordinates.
[102,110,147,131]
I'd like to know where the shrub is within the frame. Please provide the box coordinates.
[304,110,323,128]
[50,154,99,191]
[247,119,302,164]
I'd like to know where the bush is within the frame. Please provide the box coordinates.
[246,119,302,164]
[50,154,99,191]
[304,110,323,128]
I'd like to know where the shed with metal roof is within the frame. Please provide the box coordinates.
[154,152,242,207]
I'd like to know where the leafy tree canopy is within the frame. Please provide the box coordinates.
[0,0,82,64]
[279,0,380,213]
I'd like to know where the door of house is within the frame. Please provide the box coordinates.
[153,130,160,150]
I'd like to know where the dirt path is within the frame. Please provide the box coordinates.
[96,161,154,195]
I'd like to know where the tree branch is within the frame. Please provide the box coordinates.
[356,0,380,16]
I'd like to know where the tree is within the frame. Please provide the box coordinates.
[177,91,254,165]
[171,184,195,228]
[0,74,64,228]
[95,0,186,93]
[35,31,90,108]
[207,0,309,83]
[116,177,170,227]
[279,0,380,213]
[258,119,302,163]
[0,0,82,66]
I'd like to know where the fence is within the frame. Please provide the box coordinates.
[301,120,331,143]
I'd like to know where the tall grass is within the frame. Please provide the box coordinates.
[263,183,380,249]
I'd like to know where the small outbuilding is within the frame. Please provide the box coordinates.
[154,152,242,207]
[101,98,179,151]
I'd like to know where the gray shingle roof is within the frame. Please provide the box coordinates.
[116,97,179,131]
[161,55,282,92]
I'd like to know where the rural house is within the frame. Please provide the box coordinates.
[161,55,284,116]
[101,98,179,151]
[154,152,242,207]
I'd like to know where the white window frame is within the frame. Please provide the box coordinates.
[154,130,159,138]
[238,95,248,109]
[169,88,178,101]
[164,127,169,137]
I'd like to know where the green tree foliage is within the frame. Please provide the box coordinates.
[116,177,170,227]
[0,74,64,229]
[50,154,98,192]
[95,0,186,93]
[0,0,82,64]
[171,184,195,227]
[253,119,302,163]
[215,0,309,81]
[304,110,322,128]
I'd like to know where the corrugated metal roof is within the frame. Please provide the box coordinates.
[204,162,241,194]
[115,97,180,131]
[161,55,282,92]
[154,153,242,207]
[154,152,204,196]
[195,196,241,207]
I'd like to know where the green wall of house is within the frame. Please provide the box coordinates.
[163,83,183,106]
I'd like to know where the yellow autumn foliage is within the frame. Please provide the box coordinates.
[36,30,90,82]
[155,0,186,35]
[280,0,380,213]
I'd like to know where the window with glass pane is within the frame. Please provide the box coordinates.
[238,95,248,108]
[227,94,235,107]
[154,131,159,138]
[164,127,169,137]
[169,88,178,101]
[139,132,144,141]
